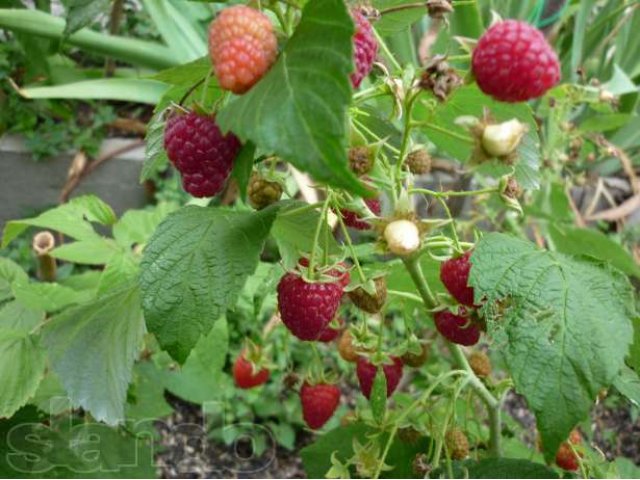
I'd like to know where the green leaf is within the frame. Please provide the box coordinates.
[469,233,635,461]
[42,283,145,425]
[113,204,177,248]
[140,107,169,182]
[301,423,370,478]
[579,113,632,133]
[372,0,424,36]
[271,200,340,268]
[232,142,256,201]
[2,195,115,247]
[0,8,179,70]
[548,224,640,278]
[49,238,120,265]
[22,78,168,104]
[613,365,640,407]
[413,85,541,189]
[141,0,207,62]
[97,251,140,295]
[217,0,369,197]
[0,258,28,303]
[29,372,70,416]
[629,316,640,373]
[12,280,95,312]
[0,328,46,418]
[462,458,559,479]
[140,205,279,362]
[150,55,210,85]
[370,367,387,424]
[63,0,110,37]
[163,317,229,403]
[0,299,45,331]
[126,362,174,421]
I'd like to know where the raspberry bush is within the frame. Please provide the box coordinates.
[1,1,639,479]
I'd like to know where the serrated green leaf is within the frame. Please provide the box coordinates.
[2,195,115,247]
[163,317,229,403]
[461,458,559,479]
[140,107,169,182]
[232,142,256,202]
[97,251,140,295]
[271,200,340,268]
[140,205,278,362]
[413,85,541,189]
[613,365,640,408]
[126,362,174,421]
[150,55,211,85]
[630,317,640,373]
[217,0,369,197]
[0,328,46,418]
[63,0,110,37]
[42,283,145,425]
[12,280,95,312]
[113,203,177,248]
[29,372,70,416]
[469,233,635,461]
[370,367,387,424]
[0,258,28,303]
[49,238,120,265]
[0,300,45,331]
[548,224,640,278]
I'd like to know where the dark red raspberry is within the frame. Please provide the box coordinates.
[341,197,381,230]
[434,310,480,346]
[356,356,403,399]
[317,317,344,343]
[209,6,278,94]
[440,251,475,307]
[351,9,378,88]
[472,20,560,102]
[277,272,344,341]
[300,382,341,429]
[164,112,241,197]
[233,353,270,389]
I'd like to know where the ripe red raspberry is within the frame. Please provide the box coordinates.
[434,310,480,346]
[356,356,403,399]
[233,353,270,389]
[351,9,378,88]
[555,431,582,471]
[277,272,344,341]
[164,112,241,197]
[340,197,381,230]
[317,317,344,343]
[472,20,560,102]
[300,382,341,430]
[440,251,475,307]
[209,6,278,94]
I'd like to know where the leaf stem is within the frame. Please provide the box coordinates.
[402,255,502,457]
[410,186,499,198]
[308,195,331,278]
[336,212,367,283]
[372,28,402,72]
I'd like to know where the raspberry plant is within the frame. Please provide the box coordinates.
[1,1,639,478]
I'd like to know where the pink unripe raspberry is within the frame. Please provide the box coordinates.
[209,6,278,94]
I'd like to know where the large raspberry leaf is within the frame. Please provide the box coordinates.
[140,205,278,363]
[469,233,635,461]
[217,0,370,198]
[42,282,145,425]
[0,329,46,418]
[413,85,541,190]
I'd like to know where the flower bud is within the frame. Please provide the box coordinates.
[481,119,526,157]
[384,220,420,256]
